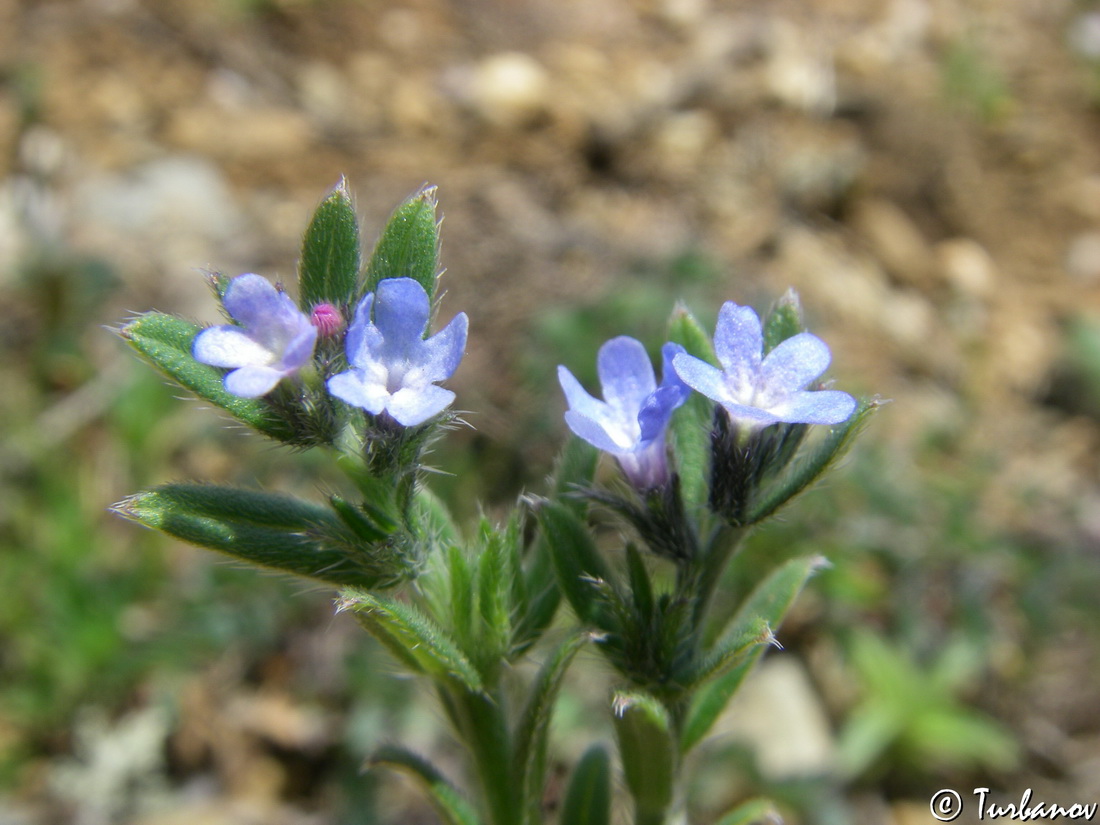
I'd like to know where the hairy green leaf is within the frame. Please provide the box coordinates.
[559,745,612,825]
[612,691,677,823]
[342,591,483,693]
[364,186,440,300]
[298,176,361,309]
[682,555,827,752]
[118,313,293,441]
[369,744,483,825]
[113,483,383,587]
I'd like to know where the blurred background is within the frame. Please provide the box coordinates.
[3,0,1100,822]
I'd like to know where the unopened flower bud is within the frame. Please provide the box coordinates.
[310,303,345,338]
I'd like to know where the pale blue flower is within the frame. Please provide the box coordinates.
[672,302,855,429]
[558,337,689,490]
[193,273,317,397]
[327,278,468,427]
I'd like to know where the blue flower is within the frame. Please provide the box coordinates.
[672,302,855,429]
[327,278,468,427]
[193,273,317,397]
[558,337,689,490]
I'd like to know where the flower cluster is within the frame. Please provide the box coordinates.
[558,298,855,492]
[193,274,467,427]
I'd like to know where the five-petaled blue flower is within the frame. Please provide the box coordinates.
[672,302,855,430]
[193,273,317,398]
[558,337,690,490]
[327,278,468,427]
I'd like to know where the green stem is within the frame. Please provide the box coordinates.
[440,686,522,825]
[688,524,745,634]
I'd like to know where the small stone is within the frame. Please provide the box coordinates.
[467,52,550,128]
[936,237,997,297]
[1065,232,1100,284]
[851,198,935,287]
[713,655,836,779]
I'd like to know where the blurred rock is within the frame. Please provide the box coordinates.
[1068,12,1100,60]
[765,20,836,115]
[936,237,997,298]
[167,103,314,162]
[1065,232,1100,284]
[465,52,551,128]
[713,655,836,779]
[851,197,936,288]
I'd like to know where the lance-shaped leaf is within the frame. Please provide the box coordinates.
[536,501,614,627]
[118,313,293,442]
[364,185,440,301]
[667,304,717,510]
[341,591,484,694]
[559,744,612,825]
[612,691,677,824]
[369,744,483,825]
[515,633,590,822]
[747,398,880,525]
[686,615,773,689]
[512,438,599,654]
[299,177,361,310]
[113,483,393,587]
[762,289,804,353]
[714,798,783,825]
[681,555,828,752]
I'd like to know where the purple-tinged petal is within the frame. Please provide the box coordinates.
[193,326,273,368]
[564,410,629,453]
[597,337,657,413]
[221,274,286,329]
[224,365,285,398]
[344,294,377,368]
[659,343,690,402]
[387,384,456,426]
[558,366,613,425]
[672,353,730,404]
[373,278,430,353]
[760,332,831,393]
[420,312,469,382]
[327,370,388,414]
[772,389,856,425]
[713,303,763,375]
[279,325,318,371]
[638,384,686,444]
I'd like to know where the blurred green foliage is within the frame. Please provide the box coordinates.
[940,38,1014,122]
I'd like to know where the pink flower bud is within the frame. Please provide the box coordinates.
[310,303,345,338]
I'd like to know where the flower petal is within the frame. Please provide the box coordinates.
[373,278,430,355]
[387,384,456,426]
[659,342,690,402]
[279,325,318,371]
[672,352,730,404]
[193,326,273,368]
[638,384,686,444]
[327,369,389,414]
[713,303,763,375]
[221,274,286,329]
[344,293,380,368]
[759,332,831,393]
[224,365,284,398]
[772,389,856,425]
[419,312,469,382]
[558,366,613,425]
[564,410,630,453]
[718,401,782,427]
[597,336,657,413]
